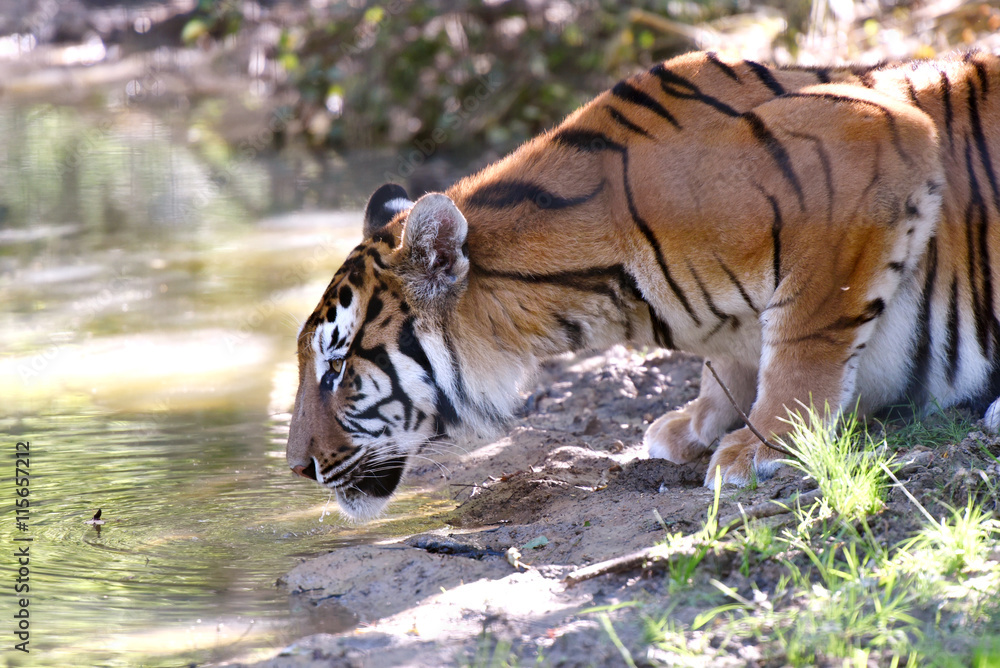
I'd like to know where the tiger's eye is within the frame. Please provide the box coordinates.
[330,358,344,375]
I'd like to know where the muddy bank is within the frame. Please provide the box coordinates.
[224,344,1000,667]
[223,347,819,667]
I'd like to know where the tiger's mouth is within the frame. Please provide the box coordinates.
[294,453,408,519]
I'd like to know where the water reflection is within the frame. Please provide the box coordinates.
[0,103,451,665]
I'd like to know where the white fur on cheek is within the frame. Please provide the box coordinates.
[312,299,359,383]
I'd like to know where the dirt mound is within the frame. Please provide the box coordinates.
[236,347,998,668]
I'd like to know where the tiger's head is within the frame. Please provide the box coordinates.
[287,183,478,519]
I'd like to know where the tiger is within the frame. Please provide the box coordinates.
[286,49,1000,519]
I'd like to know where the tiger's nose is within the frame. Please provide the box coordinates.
[292,461,318,481]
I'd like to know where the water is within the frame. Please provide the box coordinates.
[0,104,452,666]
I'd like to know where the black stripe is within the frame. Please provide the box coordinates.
[967,83,1000,214]
[977,196,1000,362]
[606,106,651,138]
[946,276,960,386]
[555,316,585,351]
[783,331,842,347]
[618,269,675,348]
[888,261,906,273]
[473,262,638,332]
[744,60,785,96]
[762,190,783,290]
[789,131,835,223]
[442,322,490,423]
[467,179,603,210]
[964,140,991,358]
[649,64,740,117]
[338,286,353,308]
[907,237,938,402]
[551,130,701,325]
[964,51,989,98]
[475,261,674,348]
[649,309,674,348]
[855,152,882,222]
[371,230,398,248]
[474,262,629,299]
[790,301,887,344]
[364,247,387,269]
[365,295,383,321]
[904,76,924,111]
[686,261,728,322]
[825,299,885,332]
[551,128,623,153]
[706,52,740,81]
[398,317,434,378]
[617,148,700,324]
[714,254,759,313]
[782,92,911,165]
[939,69,954,148]
[611,81,680,129]
[320,439,360,475]
[703,317,734,343]
[337,414,384,440]
[351,342,414,422]
[743,112,806,211]
[778,64,835,84]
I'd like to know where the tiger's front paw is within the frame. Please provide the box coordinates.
[644,409,710,464]
[703,429,786,488]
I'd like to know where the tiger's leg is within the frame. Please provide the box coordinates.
[706,188,942,487]
[645,357,756,463]
[699,83,944,488]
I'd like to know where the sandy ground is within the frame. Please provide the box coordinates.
[231,346,999,668]
[224,348,809,666]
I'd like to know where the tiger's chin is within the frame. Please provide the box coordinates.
[330,453,408,521]
[335,487,393,522]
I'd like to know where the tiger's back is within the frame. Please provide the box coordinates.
[287,51,1000,517]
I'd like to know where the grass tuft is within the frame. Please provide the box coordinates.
[902,498,1000,576]
[581,407,1000,667]
[782,402,893,523]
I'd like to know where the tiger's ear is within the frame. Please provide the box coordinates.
[397,193,469,304]
[364,183,413,239]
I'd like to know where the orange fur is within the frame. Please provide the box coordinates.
[289,51,1000,517]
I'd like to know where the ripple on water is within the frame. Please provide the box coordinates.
[0,410,451,666]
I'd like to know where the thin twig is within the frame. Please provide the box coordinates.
[716,488,823,528]
[879,462,939,525]
[704,360,797,459]
[564,488,822,586]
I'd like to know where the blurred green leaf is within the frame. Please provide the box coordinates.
[181,18,209,44]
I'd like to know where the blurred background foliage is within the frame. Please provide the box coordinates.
[186,0,1000,159]
[0,0,999,183]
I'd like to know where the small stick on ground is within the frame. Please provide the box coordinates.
[715,488,822,528]
[704,360,797,460]
[564,488,822,586]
